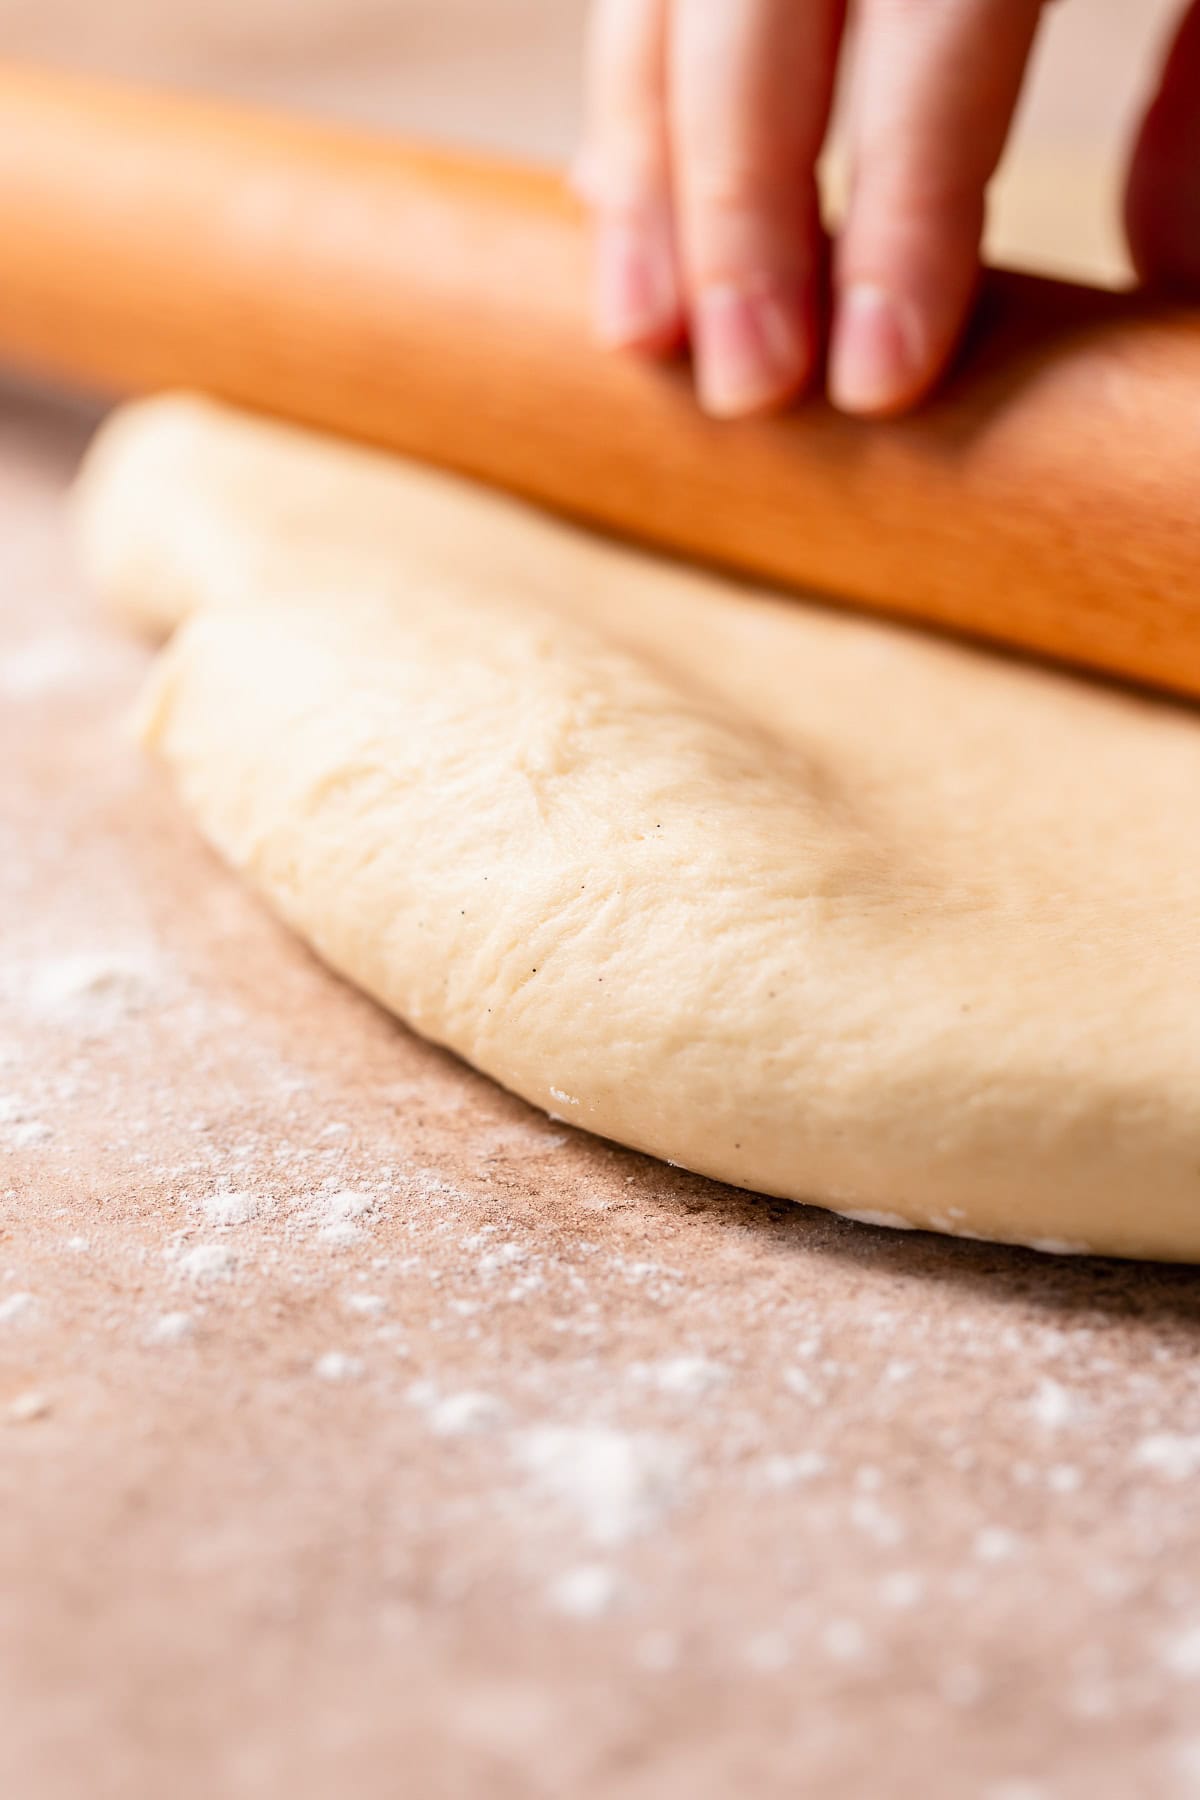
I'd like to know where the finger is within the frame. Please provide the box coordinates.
[1126,0,1200,288]
[580,0,684,352]
[831,0,1047,417]
[669,0,845,418]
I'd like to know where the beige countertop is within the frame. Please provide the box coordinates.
[3,6,1200,1797]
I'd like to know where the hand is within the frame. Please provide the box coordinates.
[578,1,1200,420]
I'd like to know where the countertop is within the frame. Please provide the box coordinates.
[3,6,1200,1796]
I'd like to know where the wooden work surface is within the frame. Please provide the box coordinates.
[3,6,1200,1797]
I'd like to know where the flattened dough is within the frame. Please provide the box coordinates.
[76,396,1200,1260]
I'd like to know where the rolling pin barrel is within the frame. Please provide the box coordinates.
[0,64,1198,697]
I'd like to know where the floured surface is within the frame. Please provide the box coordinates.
[5,389,1200,1800]
[5,3,1200,1796]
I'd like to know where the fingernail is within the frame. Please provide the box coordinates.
[594,217,679,348]
[692,277,810,418]
[829,283,925,416]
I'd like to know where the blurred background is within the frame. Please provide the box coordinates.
[0,0,1185,285]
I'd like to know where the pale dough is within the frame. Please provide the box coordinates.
[75,396,1200,1260]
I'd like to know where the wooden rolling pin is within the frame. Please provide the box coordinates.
[1,62,1198,698]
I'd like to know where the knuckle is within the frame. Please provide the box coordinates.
[887,172,985,233]
[852,145,987,225]
[583,111,668,208]
[685,154,798,220]
[587,149,667,213]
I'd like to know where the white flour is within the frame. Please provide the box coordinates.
[21,950,161,1031]
[546,1564,619,1620]
[147,1312,195,1345]
[515,1426,687,1548]
[200,1190,263,1228]
[0,1291,35,1324]
[631,1356,729,1399]
[1135,1435,1200,1482]
[314,1351,365,1382]
[172,1244,237,1285]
